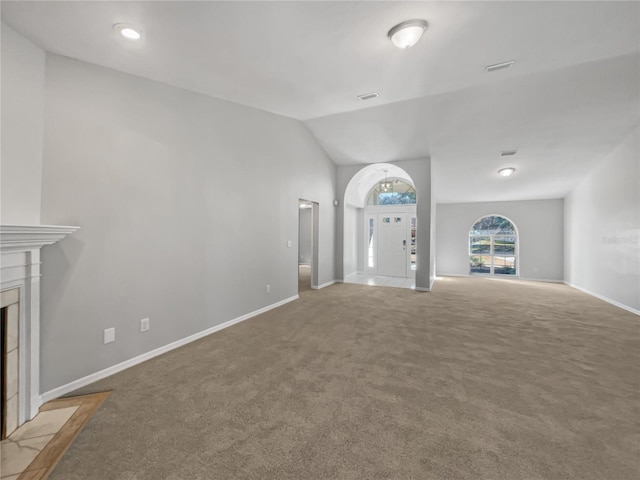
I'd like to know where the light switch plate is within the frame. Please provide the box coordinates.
[140,318,150,332]
[104,328,115,344]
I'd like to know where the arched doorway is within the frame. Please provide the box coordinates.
[469,215,519,276]
[343,164,417,287]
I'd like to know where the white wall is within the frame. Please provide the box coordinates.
[298,207,312,264]
[343,205,359,276]
[38,54,337,392]
[0,23,45,224]
[565,127,640,312]
[437,199,564,281]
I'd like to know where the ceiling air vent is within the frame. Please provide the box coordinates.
[485,60,515,72]
[357,92,379,101]
[500,150,518,157]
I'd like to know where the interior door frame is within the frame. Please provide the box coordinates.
[298,199,319,290]
[363,205,417,278]
[376,212,408,277]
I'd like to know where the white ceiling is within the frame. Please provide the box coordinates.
[2,1,639,203]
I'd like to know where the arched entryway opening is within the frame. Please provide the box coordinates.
[343,164,417,288]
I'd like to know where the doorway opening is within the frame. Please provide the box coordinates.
[298,199,319,292]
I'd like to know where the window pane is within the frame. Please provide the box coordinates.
[471,215,516,235]
[470,237,491,254]
[470,255,491,273]
[494,236,516,254]
[468,215,518,276]
[494,256,516,275]
[368,217,375,268]
[366,180,416,205]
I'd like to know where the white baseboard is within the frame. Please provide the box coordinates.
[40,294,300,404]
[564,282,639,315]
[312,280,337,290]
[415,286,431,292]
[437,273,562,284]
[437,274,637,314]
[518,277,563,283]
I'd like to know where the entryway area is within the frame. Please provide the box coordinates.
[345,272,415,289]
[342,164,417,290]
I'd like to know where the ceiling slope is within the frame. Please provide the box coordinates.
[2,1,639,203]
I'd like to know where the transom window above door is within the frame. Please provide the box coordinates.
[366,179,416,206]
[469,215,518,276]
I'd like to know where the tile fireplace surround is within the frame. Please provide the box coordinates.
[0,225,79,437]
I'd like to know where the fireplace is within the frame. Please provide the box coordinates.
[0,225,78,437]
[1,288,19,439]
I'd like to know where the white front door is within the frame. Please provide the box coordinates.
[377,213,407,277]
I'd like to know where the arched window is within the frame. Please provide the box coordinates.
[366,179,416,206]
[469,215,518,276]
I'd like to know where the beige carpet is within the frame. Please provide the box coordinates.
[52,277,639,480]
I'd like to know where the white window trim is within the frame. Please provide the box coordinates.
[468,214,520,277]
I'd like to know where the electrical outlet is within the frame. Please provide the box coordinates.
[287,240,292,248]
[140,317,150,332]
[265,284,271,293]
[103,328,115,344]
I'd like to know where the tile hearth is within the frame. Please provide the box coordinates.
[1,407,78,479]
[0,392,109,480]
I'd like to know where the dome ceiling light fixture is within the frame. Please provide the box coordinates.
[388,19,428,49]
[498,167,516,177]
[113,23,142,40]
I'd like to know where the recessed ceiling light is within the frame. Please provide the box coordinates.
[498,167,516,177]
[357,92,379,101]
[485,60,515,72]
[113,24,142,40]
[500,150,518,157]
[388,20,428,49]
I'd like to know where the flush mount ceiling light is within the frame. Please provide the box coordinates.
[388,19,428,49]
[485,60,515,72]
[113,24,142,40]
[498,167,516,177]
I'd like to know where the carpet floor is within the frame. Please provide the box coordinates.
[51,277,639,480]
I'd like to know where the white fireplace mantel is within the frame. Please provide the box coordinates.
[1,224,79,426]
[1,224,80,251]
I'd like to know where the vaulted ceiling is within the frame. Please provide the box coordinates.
[3,1,639,203]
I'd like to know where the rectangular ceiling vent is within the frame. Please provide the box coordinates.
[485,60,515,72]
[357,92,379,101]
[500,150,518,157]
